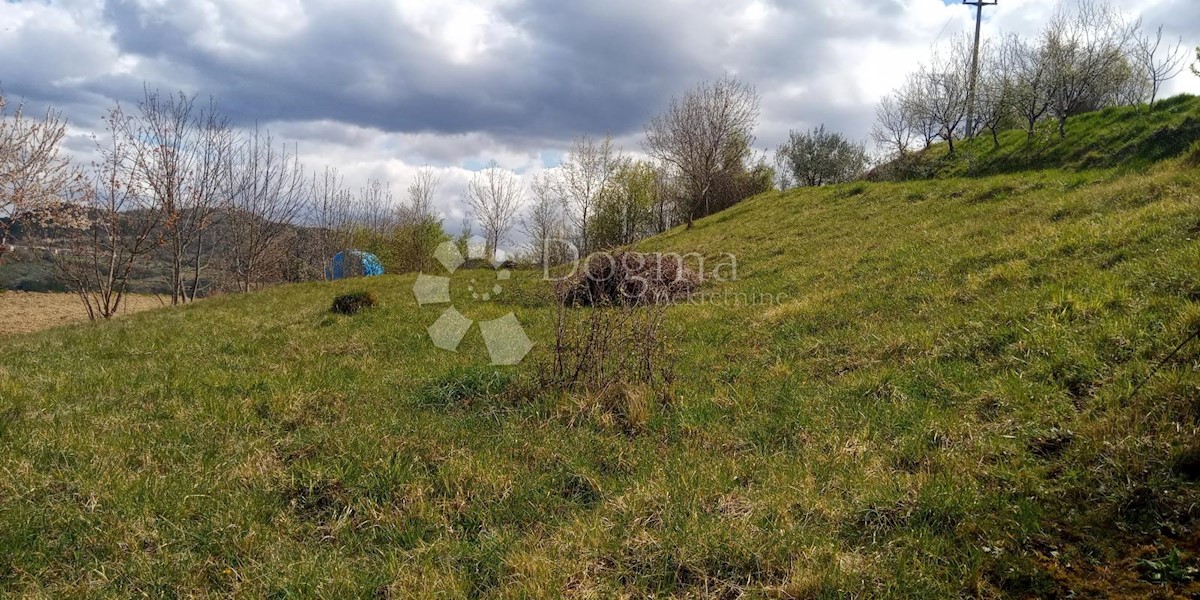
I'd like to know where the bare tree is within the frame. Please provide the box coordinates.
[522,172,566,267]
[1043,0,1138,136]
[186,104,239,301]
[308,165,353,279]
[0,93,80,261]
[55,106,161,320]
[644,75,760,229]
[353,178,395,240]
[974,39,1015,148]
[1004,34,1054,140]
[1134,25,1189,108]
[134,89,235,304]
[225,127,306,292]
[872,94,914,158]
[919,40,972,155]
[555,135,619,256]
[395,166,445,272]
[651,164,680,234]
[465,160,522,260]
[900,75,941,150]
[403,167,440,223]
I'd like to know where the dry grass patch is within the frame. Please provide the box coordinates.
[0,291,163,335]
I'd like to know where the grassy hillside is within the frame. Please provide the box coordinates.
[874,94,1200,181]
[2,151,1200,594]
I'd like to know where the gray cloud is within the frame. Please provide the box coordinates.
[1,0,1197,204]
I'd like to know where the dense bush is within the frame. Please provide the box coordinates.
[330,291,377,315]
[776,124,869,187]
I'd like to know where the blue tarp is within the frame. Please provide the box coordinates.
[327,250,385,280]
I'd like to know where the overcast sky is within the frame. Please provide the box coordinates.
[3,0,1198,226]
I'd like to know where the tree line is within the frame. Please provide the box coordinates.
[4,3,1195,318]
[473,73,873,266]
[873,0,1194,158]
[0,76,780,317]
[0,88,451,319]
[470,74,775,266]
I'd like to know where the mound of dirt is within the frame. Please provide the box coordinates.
[557,251,701,307]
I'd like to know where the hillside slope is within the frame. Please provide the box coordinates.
[2,155,1200,594]
[874,94,1200,181]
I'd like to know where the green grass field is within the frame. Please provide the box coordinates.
[2,103,1200,597]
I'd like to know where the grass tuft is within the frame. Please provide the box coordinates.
[1187,139,1200,168]
[414,366,516,408]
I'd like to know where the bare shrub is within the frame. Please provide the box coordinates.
[537,290,676,402]
[558,251,701,307]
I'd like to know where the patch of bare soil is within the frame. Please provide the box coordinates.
[1039,531,1200,599]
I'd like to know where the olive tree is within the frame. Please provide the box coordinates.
[776,125,868,187]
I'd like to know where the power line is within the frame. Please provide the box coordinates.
[933,16,954,46]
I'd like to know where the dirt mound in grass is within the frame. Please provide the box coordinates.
[557,251,702,307]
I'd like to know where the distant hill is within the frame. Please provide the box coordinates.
[1,209,326,294]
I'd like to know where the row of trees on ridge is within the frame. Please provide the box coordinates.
[874,0,1194,157]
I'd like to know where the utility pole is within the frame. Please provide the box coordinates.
[964,0,997,139]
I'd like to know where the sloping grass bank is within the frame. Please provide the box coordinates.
[1,160,1199,596]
